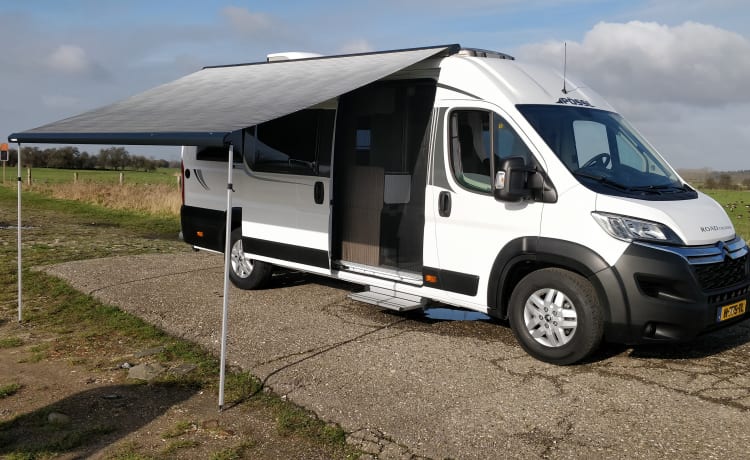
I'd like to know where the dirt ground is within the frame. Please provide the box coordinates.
[0,318,360,460]
[0,192,357,459]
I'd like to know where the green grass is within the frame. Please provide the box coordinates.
[0,383,22,398]
[209,442,257,460]
[702,189,750,241]
[161,439,201,455]
[0,337,23,348]
[15,168,180,186]
[161,421,195,439]
[0,185,179,239]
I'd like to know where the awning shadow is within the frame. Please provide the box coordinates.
[0,382,197,457]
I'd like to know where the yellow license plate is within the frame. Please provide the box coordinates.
[717,300,747,322]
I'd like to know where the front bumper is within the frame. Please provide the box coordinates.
[597,237,750,344]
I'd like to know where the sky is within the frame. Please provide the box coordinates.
[1,0,749,170]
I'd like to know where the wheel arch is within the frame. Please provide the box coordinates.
[487,237,613,322]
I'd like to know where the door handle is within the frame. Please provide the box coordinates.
[314,181,325,204]
[438,191,451,217]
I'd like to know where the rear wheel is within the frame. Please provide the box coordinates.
[508,268,603,365]
[229,228,273,290]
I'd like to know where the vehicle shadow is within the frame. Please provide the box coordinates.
[0,382,196,457]
[626,321,750,360]
[264,269,363,291]
[262,272,750,363]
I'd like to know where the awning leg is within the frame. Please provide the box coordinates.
[16,142,22,323]
[219,144,235,411]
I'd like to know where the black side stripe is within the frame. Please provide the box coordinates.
[423,266,479,296]
[242,237,329,269]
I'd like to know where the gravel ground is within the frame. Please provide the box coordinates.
[43,252,750,459]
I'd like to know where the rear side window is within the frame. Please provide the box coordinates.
[245,109,335,176]
[196,146,242,163]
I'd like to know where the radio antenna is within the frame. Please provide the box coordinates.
[562,41,568,94]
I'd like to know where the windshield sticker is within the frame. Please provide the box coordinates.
[557,97,594,107]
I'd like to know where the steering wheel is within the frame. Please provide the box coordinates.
[582,153,611,169]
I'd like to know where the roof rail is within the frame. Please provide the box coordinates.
[458,48,515,60]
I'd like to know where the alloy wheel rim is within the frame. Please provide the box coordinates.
[523,288,578,347]
[230,239,254,278]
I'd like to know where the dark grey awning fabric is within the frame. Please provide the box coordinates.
[10,45,456,146]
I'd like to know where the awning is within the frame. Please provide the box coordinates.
[9,44,457,146]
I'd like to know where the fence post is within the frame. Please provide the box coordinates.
[119,172,124,185]
[74,172,79,184]
[26,167,31,185]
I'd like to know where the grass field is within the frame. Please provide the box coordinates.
[1,167,182,216]
[701,189,750,241]
[3,167,180,186]
[1,168,748,240]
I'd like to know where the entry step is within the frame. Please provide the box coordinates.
[348,286,426,312]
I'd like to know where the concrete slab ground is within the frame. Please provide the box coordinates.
[43,252,750,459]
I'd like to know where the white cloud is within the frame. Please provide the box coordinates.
[338,39,375,54]
[45,44,112,81]
[518,21,750,170]
[41,94,80,109]
[221,6,280,38]
[519,21,750,107]
[47,45,90,74]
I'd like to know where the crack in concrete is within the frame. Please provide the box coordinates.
[348,427,431,459]
[591,364,750,411]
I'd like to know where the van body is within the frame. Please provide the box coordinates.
[181,47,749,364]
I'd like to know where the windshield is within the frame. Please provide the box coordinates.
[517,105,695,200]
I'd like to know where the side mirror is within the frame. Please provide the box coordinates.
[494,157,532,202]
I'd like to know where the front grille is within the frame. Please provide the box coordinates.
[708,284,750,304]
[693,254,748,291]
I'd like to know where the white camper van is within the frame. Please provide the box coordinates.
[180,45,749,364]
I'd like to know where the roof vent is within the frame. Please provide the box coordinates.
[458,48,514,60]
[266,52,323,62]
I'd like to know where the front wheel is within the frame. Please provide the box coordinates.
[508,268,603,365]
[228,228,273,290]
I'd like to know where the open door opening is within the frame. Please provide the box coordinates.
[332,80,436,277]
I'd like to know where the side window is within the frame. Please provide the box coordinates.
[246,109,335,176]
[450,110,492,193]
[615,132,646,171]
[450,110,533,193]
[572,120,610,169]
[491,114,533,178]
[196,146,243,163]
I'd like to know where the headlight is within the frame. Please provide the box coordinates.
[592,212,683,244]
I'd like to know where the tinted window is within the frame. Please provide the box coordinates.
[196,146,242,163]
[518,105,693,200]
[246,109,335,176]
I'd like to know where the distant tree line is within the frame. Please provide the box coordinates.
[1,147,179,171]
[703,172,750,190]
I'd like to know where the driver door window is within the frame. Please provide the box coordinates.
[449,109,532,193]
[450,111,492,192]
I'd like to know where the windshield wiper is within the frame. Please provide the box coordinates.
[627,183,691,194]
[573,171,631,191]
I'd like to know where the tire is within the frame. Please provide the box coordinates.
[228,228,273,290]
[508,268,603,365]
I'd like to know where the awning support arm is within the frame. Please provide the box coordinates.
[219,144,234,411]
[16,141,22,322]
